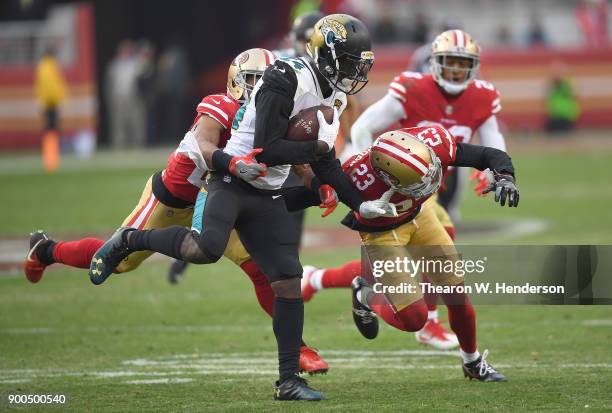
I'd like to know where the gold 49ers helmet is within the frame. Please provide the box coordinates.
[307,14,374,95]
[430,29,481,95]
[227,48,276,103]
[370,130,443,199]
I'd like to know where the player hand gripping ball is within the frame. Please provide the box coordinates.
[228,148,268,182]
[317,107,340,152]
[483,172,519,207]
[318,184,338,217]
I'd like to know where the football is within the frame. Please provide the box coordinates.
[285,105,334,142]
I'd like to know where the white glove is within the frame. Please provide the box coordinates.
[317,107,340,152]
[359,188,398,219]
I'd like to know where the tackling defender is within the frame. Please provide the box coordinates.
[301,30,508,350]
[286,123,518,382]
[23,48,329,374]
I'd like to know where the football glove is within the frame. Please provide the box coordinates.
[359,188,398,219]
[228,148,268,182]
[469,168,495,197]
[318,184,338,218]
[483,172,519,207]
[317,107,340,152]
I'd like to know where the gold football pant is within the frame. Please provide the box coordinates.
[360,201,463,310]
[116,175,251,273]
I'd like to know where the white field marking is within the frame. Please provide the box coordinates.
[0,379,31,384]
[125,378,194,385]
[581,319,612,326]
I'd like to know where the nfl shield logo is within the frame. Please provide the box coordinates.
[445,105,453,115]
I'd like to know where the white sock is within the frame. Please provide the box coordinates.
[460,349,480,364]
[427,310,438,321]
[309,269,325,291]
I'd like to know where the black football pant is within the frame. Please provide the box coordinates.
[201,172,304,381]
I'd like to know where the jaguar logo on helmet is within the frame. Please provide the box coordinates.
[320,18,348,46]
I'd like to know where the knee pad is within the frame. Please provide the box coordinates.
[195,230,227,263]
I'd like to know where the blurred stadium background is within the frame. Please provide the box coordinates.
[1,0,611,411]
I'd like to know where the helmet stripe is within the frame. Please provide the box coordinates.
[375,141,428,176]
[455,30,465,48]
[378,137,430,169]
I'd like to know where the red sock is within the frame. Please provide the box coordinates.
[321,259,361,288]
[240,259,274,317]
[52,238,104,269]
[440,291,477,353]
[421,274,438,312]
[371,296,428,332]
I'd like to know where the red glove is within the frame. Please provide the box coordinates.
[318,184,338,217]
[228,148,267,181]
[469,169,493,197]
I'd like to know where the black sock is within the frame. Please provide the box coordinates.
[127,226,190,260]
[36,241,56,265]
[273,297,304,382]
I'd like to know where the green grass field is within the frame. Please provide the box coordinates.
[1,138,612,412]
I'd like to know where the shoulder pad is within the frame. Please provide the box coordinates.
[261,60,298,99]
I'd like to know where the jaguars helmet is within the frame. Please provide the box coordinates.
[430,29,481,95]
[370,130,442,199]
[227,48,276,103]
[290,11,325,56]
[307,14,374,95]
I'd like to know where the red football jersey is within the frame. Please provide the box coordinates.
[388,72,501,144]
[343,125,456,229]
[163,93,240,203]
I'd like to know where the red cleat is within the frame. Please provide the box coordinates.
[23,230,51,283]
[415,319,459,350]
[299,346,329,375]
[301,266,319,302]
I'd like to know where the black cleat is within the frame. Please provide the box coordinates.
[463,350,508,382]
[351,276,379,339]
[274,375,325,401]
[89,227,134,285]
[167,259,189,284]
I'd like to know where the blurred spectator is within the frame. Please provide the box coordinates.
[35,46,67,132]
[495,24,513,45]
[135,39,157,145]
[411,12,430,44]
[526,14,548,47]
[105,39,146,148]
[155,37,191,143]
[546,62,581,133]
[290,0,321,23]
[373,8,399,43]
[575,0,609,47]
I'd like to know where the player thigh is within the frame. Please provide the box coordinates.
[191,187,251,267]
[236,199,302,282]
[427,193,454,232]
[407,203,463,287]
[360,223,422,310]
[117,175,193,273]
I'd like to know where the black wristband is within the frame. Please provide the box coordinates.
[310,176,323,195]
[211,150,233,173]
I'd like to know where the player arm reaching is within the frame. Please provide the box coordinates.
[452,141,518,207]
